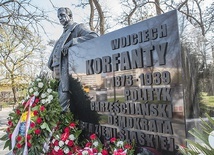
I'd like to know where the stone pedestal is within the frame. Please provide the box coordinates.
[68,10,213,154]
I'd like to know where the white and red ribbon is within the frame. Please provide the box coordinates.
[11,96,35,155]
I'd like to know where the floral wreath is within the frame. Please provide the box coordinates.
[1,74,62,155]
[1,74,136,155]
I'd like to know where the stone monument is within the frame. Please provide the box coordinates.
[67,10,213,154]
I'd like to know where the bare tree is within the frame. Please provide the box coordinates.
[118,0,165,26]
[0,0,57,35]
[0,25,43,104]
[72,0,107,35]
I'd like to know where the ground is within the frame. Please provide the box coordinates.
[0,107,12,155]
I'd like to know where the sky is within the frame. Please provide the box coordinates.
[30,0,213,62]
[32,0,121,42]
[31,0,214,42]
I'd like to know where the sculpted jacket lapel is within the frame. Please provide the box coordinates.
[60,22,78,92]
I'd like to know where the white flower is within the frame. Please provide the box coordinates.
[38,82,44,88]
[36,78,41,82]
[29,88,34,93]
[25,95,30,100]
[116,141,124,147]
[82,150,89,155]
[52,139,56,144]
[48,95,53,101]
[41,93,46,98]
[33,91,39,97]
[40,99,46,104]
[54,146,59,151]
[65,140,69,145]
[93,141,99,147]
[69,134,75,140]
[63,147,69,154]
[33,87,38,91]
[59,141,64,147]
[46,99,51,104]
[47,88,52,93]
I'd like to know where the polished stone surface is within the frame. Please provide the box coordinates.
[68,10,213,154]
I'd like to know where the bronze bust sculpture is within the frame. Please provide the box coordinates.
[48,7,98,112]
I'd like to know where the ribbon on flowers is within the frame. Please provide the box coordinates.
[11,96,35,155]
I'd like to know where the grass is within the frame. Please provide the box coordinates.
[0,102,14,108]
[201,92,214,107]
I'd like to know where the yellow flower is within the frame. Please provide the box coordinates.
[20,111,34,122]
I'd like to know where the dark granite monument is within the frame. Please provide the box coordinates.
[68,10,213,154]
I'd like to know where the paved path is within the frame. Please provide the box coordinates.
[0,107,13,155]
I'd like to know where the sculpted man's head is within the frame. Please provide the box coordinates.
[57,7,73,26]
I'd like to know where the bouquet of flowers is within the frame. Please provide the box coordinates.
[0,74,62,155]
[75,133,108,155]
[75,133,135,155]
[109,137,135,155]
[47,118,82,155]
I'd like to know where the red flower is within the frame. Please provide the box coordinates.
[16,143,22,149]
[110,137,117,143]
[9,134,12,139]
[124,144,132,149]
[30,122,35,128]
[101,149,109,155]
[85,142,92,147]
[8,120,13,126]
[34,98,40,104]
[16,109,21,115]
[93,148,98,153]
[32,103,37,107]
[27,134,31,140]
[69,122,76,128]
[34,129,41,135]
[16,135,22,141]
[57,149,64,155]
[36,117,42,124]
[54,140,59,146]
[117,148,124,153]
[51,150,58,155]
[40,106,45,112]
[72,145,81,153]
[64,127,70,133]
[90,133,96,140]
[33,110,39,116]
[67,151,73,155]
[67,140,74,147]
[60,132,69,141]
[27,142,32,147]
[22,101,27,106]
[6,127,10,133]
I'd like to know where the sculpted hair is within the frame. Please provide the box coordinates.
[58,7,73,19]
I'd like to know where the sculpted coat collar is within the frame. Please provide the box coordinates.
[63,21,76,32]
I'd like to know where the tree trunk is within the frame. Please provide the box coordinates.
[12,86,17,104]
[89,0,95,31]
[155,0,161,15]
[92,0,105,35]
[11,75,17,106]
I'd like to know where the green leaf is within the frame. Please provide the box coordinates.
[32,106,39,111]
[3,139,11,150]
[40,122,52,133]
[0,134,8,141]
